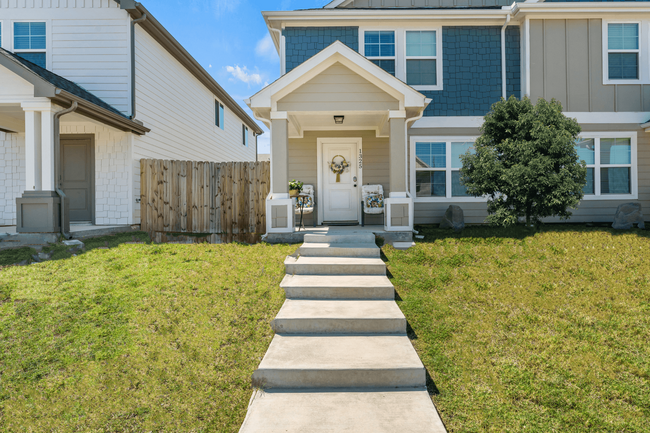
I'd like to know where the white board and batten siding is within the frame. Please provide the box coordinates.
[0,0,131,116]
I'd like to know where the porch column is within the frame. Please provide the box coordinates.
[385,111,413,232]
[22,107,42,191]
[40,108,56,191]
[271,113,289,197]
[266,112,294,234]
[16,100,66,233]
[389,113,406,196]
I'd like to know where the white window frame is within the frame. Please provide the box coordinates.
[361,27,443,91]
[404,29,443,91]
[578,131,638,200]
[215,99,225,131]
[243,125,249,147]
[0,21,4,49]
[410,136,486,203]
[603,20,649,85]
[361,29,397,76]
[11,20,49,69]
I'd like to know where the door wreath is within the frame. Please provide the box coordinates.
[330,155,349,183]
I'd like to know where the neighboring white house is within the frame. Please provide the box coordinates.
[0,0,263,233]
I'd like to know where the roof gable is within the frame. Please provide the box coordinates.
[248,41,428,112]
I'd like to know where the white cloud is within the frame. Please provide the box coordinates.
[226,65,263,86]
[212,0,240,16]
[255,34,279,62]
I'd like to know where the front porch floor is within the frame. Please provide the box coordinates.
[264,225,413,247]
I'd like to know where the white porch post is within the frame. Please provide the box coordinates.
[41,107,56,191]
[271,113,289,197]
[266,112,294,234]
[17,100,64,233]
[385,111,413,232]
[22,106,42,191]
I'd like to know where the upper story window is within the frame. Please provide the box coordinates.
[608,23,639,80]
[364,31,395,76]
[215,101,224,130]
[362,28,443,91]
[14,22,46,69]
[406,31,438,88]
[413,138,478,200]
[576,134,636,199]
[243,125,249,147]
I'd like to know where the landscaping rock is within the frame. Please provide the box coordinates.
[38,252,52,261]
[440,205,465,232]
[612,203,645,230]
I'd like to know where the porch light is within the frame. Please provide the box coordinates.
[334,115,345,125]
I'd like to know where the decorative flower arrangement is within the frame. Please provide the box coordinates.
[329,155,349,183]
[289,179,303,197]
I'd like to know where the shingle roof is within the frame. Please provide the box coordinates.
[0,48,127,119]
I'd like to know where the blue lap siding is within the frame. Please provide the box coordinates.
[284,27,359,73]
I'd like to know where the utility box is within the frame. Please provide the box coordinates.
[16,191,70,234]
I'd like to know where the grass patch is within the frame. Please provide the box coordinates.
[0,247,36,267]
[0,241,294,432]
[384,225,650,432]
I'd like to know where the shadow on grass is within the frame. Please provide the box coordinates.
[0,232,151,268]
[404,317,440,396]
[414,223,649,244]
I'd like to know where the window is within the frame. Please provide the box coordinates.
[243,125,249,147]
[607,23,639,80]
[406,31,439,88]
[576,134,637,199]
[14,22,46,69]
[364,31,395,76]
[215,101,224,130]
[0,22,3,48]
[413,139,478,200]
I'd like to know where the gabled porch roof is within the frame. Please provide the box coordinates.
[246,41,430,124]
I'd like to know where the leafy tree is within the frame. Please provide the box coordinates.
[460,96,587,227]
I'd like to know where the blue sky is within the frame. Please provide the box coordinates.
[143,0,327,154]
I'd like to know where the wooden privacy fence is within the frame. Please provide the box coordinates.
[140,159,270,241]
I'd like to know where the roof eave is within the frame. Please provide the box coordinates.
[55,91,150,135]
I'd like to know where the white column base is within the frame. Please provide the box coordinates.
[266,197,295,234]
[384,196,414,232]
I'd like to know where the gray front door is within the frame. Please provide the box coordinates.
[60,135,94,222]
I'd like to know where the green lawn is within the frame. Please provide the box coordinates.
[0,236,294,432]
[384,226,650,432]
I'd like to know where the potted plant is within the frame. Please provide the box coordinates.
[289,179,303,198]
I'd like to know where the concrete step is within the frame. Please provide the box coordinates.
[303,233,376,244]
[239,388,447,433]
[281,275,395,300]
[252,335,425,389]
[299,242,380,258]
[272,300,406,334]
[285,256,386,276]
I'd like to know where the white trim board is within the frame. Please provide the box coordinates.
[410,113,650,129]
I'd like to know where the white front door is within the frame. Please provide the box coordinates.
[322,140,359,223]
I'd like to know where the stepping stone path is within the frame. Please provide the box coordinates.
[239,233,447,432]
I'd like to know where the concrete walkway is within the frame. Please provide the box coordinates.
[239,232,447,433]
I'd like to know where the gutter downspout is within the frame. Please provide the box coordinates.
[501,14,511,100]
[130,13,147,120]
[54,101,78,240]
[405,107,427,198]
